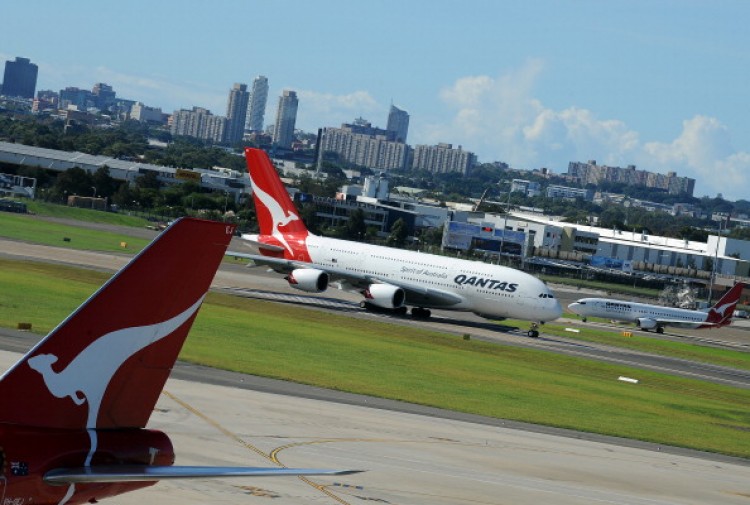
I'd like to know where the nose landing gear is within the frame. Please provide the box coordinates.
[527,322,540,338]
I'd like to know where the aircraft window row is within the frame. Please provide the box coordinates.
[402,276,450,288]
[478,289,512,298]
[370,255,447,269]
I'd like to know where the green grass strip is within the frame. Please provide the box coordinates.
[1,259,749,459]
[25,200,149,227]
[493,318,750,372]
[0,213,150,252]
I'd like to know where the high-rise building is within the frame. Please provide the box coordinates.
[245,75,269,132]
[225,83,249,145]
[2,57,38,99]
[412,143,476,175]
[59,87,95,110]
[171,106,226,143]
[321,119,408,171]
[131,102,165,124]
[91,83,116,110]
[272,90,298,148]
[566,160,695,196]
[386,104,409,143]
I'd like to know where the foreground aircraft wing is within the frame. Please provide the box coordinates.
[226,251,464,307]
[45,466,360,484]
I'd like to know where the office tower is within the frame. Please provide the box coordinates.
[225,83,249,144]
[2,57,38,99]
[272,90,298,148]
[59,87,94,110]
[245,75,269,132]
[91,83,116,109]
[386,104,409,143]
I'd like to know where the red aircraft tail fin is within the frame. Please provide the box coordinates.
[706,282,745,326]
[245,147,309,238]
[0,218,235,430]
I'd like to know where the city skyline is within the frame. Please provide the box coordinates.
[1,1,749,200]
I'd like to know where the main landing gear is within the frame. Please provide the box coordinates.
[527,323,540,338]
[359,301,409,315]
[411,307,432,319]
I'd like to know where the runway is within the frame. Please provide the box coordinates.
[0,349,747,505]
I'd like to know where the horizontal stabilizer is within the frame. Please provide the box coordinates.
[44,465,362,484]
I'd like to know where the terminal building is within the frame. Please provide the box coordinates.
[0,141,247,203]
[463,211,750,287]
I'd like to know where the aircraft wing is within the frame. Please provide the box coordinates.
[44,466,360,484]
[226,251,465,307]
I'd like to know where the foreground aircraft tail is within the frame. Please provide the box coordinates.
[245,147,309,239]
[705,282,745,326]
[0,218,235,430]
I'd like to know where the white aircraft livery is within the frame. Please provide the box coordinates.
[229,148,562,337]
[568,283,745,333]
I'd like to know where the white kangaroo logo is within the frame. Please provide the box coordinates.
[249,172,300,256]
[28,295,205,468]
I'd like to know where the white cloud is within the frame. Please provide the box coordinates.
[92,67,225,113]
[294,89,380,131]
[423,61,750,199]
[642,116,748,198]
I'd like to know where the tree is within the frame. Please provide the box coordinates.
[344,208,367,241]
[386,218,409,247]
[92,166,118,198]
[135,171,161,190]
[52,166,94,199]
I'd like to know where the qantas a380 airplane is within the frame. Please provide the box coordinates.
[230,148,562,338]
[568,282,745,333]
[0,218,353,505]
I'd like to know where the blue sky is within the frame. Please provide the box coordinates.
[2,0,749,200]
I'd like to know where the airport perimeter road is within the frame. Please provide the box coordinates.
[0,349,747,505]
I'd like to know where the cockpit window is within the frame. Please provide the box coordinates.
[538,293,555,299]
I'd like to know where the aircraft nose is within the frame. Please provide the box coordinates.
[568,302,581,313]
[549,300,563,320]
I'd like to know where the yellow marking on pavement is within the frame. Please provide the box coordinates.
[163,390,358,505]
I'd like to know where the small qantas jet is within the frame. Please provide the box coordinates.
[229,148,562,338]
[0,218,353,505]
[568,283,745,333]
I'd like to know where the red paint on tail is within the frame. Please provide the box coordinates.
[0,218,235,430]
[245,148,312,261]
[703,282,745,327]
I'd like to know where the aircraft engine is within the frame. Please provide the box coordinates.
[285,268,329,293]
[364,284,405,309]
[636,317,658,330]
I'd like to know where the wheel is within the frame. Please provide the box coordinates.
[395,306,408,315]
[359,301,368,309]
[656,327,664,334]
[411,307,432,319]
[582,317,587,323]
[527,330,539,338]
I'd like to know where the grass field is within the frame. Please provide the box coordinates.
[2,258,749,459]
[25,200,149,227]
[530,319,750,372]
[0,212,151,252]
